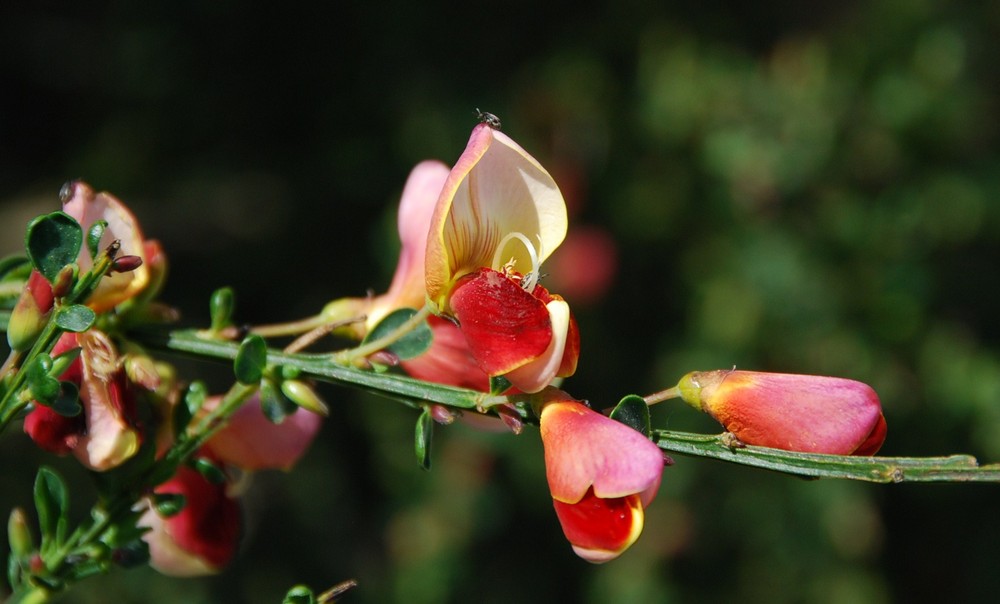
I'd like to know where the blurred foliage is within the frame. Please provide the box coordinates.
[3,1,1000,602]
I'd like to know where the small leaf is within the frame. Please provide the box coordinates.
[34,467,70,549]
[610,394,651,437]
[51,382,82,417]
[234,334,267,384]
[54,304,96,333]
[86,220,108,260]
[174,381,207,438]
[152,493,187,517]
[191,458,226,484]
[362,308,432,361]
[283,586,317,604]
[24,355,60,407]
[209,287,236,332]
[489,375,512,395]
[25,212,83,284]
[49,346,82,377]
[260,378,296,424]
[414,408,433,470]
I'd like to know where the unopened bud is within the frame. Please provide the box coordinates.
[52,264,78,297]
[7,272,55,351]
[368,350,400,367]
[280,379,329,416]
[124,353,161,391]
[428,404,461,425]
[111,255,144,273]
[7,508,34,557]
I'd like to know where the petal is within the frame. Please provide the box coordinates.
[62,181,150,312]
[366,161,450,330]
[426,125,567,308]
[680,370,885,455]
[539,398,664,504]
[449,268,552,376]
[204,394,324,471]
[552,489,645,564]
[399,316,490,391]
[73,330,140,471]
[504,299,570,393]
[140,464,241,576]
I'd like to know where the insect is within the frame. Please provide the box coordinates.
[475,108,502,130]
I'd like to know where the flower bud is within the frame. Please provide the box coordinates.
[677,370,886,455]
[7,508,34,558]
[6,272,54,352]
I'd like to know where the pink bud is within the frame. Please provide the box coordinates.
[677,370,886,455]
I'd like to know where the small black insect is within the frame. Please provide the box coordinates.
[476,108,502,130]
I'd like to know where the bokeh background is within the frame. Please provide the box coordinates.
[3,1,1000,602]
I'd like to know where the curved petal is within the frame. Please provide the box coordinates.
[552,490,645,564]
[204,394,324,471]
[62,181,150,312]
[504,299,570,393]
[539,399,664,504]
[426,124,567,309]
[366,161,450,329]
[448,268,552,376]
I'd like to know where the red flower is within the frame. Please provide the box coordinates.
[538,392,664,562]
[139,464,241,576]
[677,370,886,455]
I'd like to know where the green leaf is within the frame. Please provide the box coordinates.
[54,304,96,333]
[152,493,187,517]
[51,382,82,417]
[363,308,432,360]
[489,375,512,395]
[610,394,651,437]
[415,408,433,470]
[191,457,227,484]
[260,378,295,424]
[174,381,207,438]
[209,287,236,331]
[49,346,82,376]
[234,334,267,384]
[25,212,83,284]
[24,355,61,407]
[283,586,317,604]
[86,220,108,260]
[34,467,70,550]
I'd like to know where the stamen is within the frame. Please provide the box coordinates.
[492,232,540,291]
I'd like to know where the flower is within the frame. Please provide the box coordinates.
[202,393,324,471]
[139,463,241,577]
[399,315,490,391]
[424,124,579,393]
[24,330,146,470]
[676,370,887,455]
[61,180,152,313]
[537,391,664,563]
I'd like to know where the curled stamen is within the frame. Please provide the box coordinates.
[491,232,540,292]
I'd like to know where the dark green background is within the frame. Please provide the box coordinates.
[3,1,1000,602]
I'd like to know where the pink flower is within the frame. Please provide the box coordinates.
[425,124,578,393]
[202,393,323,471]
[399,316,490,391]
[61,180,153,313]
[139,463,241,577]
[24,331,144,470]
[676,370,887,455]
[538,391,664,563]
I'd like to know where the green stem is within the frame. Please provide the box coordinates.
[136,328,504,411]
[643,386,680,406]
[654,429,1000,482]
